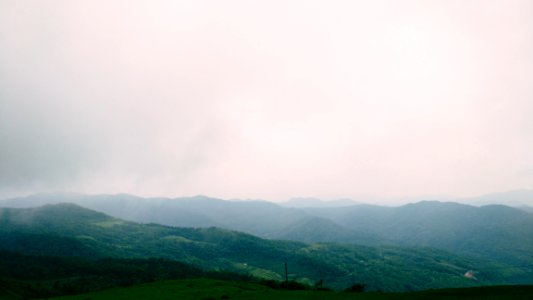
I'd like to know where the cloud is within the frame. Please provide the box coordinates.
[1,0,532,200]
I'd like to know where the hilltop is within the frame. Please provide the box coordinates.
[1,204,527,293]
[3,193,532,270]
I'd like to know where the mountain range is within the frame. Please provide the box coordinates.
[1,203,532,293]
[2,193,532,269]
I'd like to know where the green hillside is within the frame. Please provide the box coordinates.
[305,201,533,266]
[0,194,376,243]
[0,204,530,292]
[4,194,532,270]
[51,279,533,300]
[0,250,256,299]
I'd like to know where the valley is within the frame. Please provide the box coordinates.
[1,194,532,298]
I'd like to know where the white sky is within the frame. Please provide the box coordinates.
[1,0,532,202]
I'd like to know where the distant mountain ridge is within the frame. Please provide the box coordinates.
[2,193,533,270]
[459,189,533,207]
[281,197,360,208]
[303,201,533,265]
[1,203,531,291]
[0,193,377,244]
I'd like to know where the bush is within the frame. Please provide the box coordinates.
[279,280,309,290]
[344,283,365,293]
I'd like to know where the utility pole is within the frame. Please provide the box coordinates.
[284,259,288,284]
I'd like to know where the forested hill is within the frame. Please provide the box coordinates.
[2,193,533,270]
[303,201,533,265]
[0,194,377,243]
[1,204,531,291]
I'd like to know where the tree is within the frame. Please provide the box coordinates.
[344,283,365,293]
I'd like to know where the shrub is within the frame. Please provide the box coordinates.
[344,283,365,293]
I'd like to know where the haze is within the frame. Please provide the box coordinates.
[1,0,532,203]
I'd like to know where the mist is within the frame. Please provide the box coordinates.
[1,0,533,202]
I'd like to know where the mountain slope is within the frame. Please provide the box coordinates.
[49,279,533,300]
[1,204,527,291]
[0,193,375,244]
[304,201,533,266]
[281,197,360,208]
[3,194,533,270]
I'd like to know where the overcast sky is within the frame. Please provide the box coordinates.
[1,0,532,202]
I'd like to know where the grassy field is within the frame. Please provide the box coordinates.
[49,279,533,300]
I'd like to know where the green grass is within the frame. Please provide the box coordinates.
[51,279,533,300]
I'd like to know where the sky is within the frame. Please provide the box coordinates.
[1,0,532,203]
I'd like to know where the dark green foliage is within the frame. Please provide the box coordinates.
[344,283,365,292]
[0,231,99,258]
[0,194,377,244]
[48,279,533,300]
[0,250,326,298]
[279,280,310,290]
[0,204,531,293]
[305,201,533,267]
[313,279,333,291]
[256,279,311,290]
[0,250,205,298]
[4,194,533,272]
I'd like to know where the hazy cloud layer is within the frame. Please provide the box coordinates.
[1,0,532,202]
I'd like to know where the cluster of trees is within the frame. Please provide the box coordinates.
[0,249,374,299]
[2,204,530,295]
[0,250,208,298]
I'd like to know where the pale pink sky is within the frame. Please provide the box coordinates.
[1,1,532,202]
